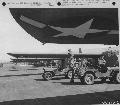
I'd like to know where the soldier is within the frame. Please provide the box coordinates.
[68,49,76,83]
[81,57,88,68]
[98,56,107,73]
[103,47,118,67]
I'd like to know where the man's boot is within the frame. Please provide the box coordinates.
[70,78,74,83]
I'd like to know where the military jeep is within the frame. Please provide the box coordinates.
[42,67,71,80]
[77,66,120,85]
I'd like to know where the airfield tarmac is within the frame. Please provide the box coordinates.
[0,64,120,105]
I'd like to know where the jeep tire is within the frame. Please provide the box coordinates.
[116,72,120,83]
[109,72,120,84]
[42,72,53,81]
[82,73,95,85]
[67,70,73,79]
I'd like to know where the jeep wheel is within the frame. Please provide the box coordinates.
[65,74,69,79]
[101,78,106,83]
[67,70,78,79]
[42,72,53,81]
[109,77,115,83]
[109,72,120,84]
[116,72,120,83]
[83,73,95,85]
[67,70,73,79]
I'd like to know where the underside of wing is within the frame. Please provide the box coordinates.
[9,8,119,45]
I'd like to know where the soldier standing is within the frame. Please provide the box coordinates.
[68,49,75,83]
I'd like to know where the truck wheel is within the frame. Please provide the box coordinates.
[42,72,53,81]
[83,73,95,85]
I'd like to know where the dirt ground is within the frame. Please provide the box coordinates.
[0,64,120,105]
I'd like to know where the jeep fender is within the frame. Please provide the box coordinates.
[83,71,96,78]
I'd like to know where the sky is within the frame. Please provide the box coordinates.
[0,7,118,62]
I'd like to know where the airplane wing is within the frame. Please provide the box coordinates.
[7,53,102,59]
[9,8,119,45]
[7,53,68,58]
[20,15,47,28]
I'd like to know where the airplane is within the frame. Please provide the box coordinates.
[9,8,119,45]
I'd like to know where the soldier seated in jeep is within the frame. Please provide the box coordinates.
[98,56,108,73]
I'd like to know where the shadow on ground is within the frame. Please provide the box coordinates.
[9,69,39,71]
[52,80,116,85]
[52,76,66,80]
[53,81,83,85]
[27,69,40,70]
[35,76,66,81]
[0,73,42,77]
[1,90,120,105]
[9,69,19,71]
[34,78,47,81]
